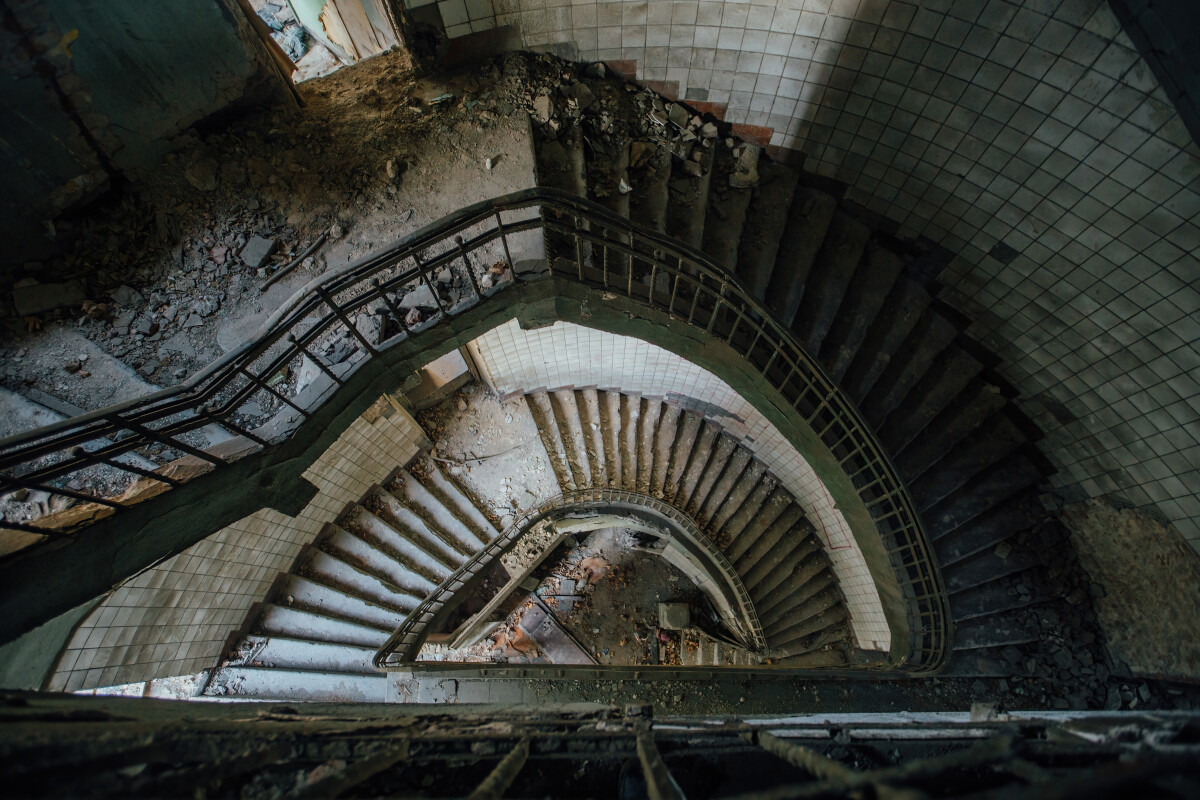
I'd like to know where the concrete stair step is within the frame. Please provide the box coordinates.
[860,313,960,427]
[792,212,871,355]
[253,603,390,650]
[729,503,806,585]
[708,459,766,533]
[761,570,837,633]
[664,140,715,250]
[650,403,681,498]
[372,484,473,564]
[943,545,1042,595]
[701,141,755,271]
[911,413,1029,512]
[391,470,488,561]
[549,388,592,488]
[576,388,609,488]
[877,346,984,453]
[684,433,737,518]
[537,130,587,197]
[949,576,1050,622]
[744,526,818,597]
[526,390,575,491]
[346,503,457,582]
[698,447,753,530]
[725,489,793,566]
[662,411,703,503]
[628,140,672,233]
[223,634,377,675]
[423,460,500,545]
[599,390,623,489]
[953,615,1039,651]
[933,491,1042,567]
[298,547,420,613]
[925,451,1044,539]
[587,138,631,218]
[895,381,1008,481]
[766,596,847,651]
[317,524,437,600]
[841,278,932,405]
[674,420,720,509]
[765,186,838,326]
[717,472,777,544]
[819,241,905,381]
[771,620,850,660]
[753,546,825,619]
[736,160,800,298]
[635,397,663,493]
[619,393,642,491]
[205,665,388,702]
[272,574,403,633]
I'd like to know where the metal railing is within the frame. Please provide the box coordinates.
[0,187,947,671]
[373,488,767,669]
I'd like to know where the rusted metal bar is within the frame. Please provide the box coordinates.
[494,209,515,271]
[467,738,530,800]
[316,286,379,356]
[238,367,310,419]
[636,732,686,800]
[287,332,344,384]
[104,415,226,466]
[455,235,483,297]
[755,731,857,783]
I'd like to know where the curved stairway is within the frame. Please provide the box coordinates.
[524,388,851,667]
[534,75,1057,675]
[205,458,501,698]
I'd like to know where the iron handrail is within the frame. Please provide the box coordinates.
[0,187,948,671]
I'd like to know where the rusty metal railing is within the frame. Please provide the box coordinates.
[0,187,947,672]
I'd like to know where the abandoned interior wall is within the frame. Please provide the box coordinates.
[468,318,892,652]
[0,0,290,269]
[44,399,427,693]
[1062,498,1200,683]
[461,0,1200,555]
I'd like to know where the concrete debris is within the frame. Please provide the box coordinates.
[329,222,344,239]
[532,94,553,124]
[400,284,439,310]
[110,285,144,307]
[240,235,277,269]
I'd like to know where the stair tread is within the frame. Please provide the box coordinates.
[819,241,905,380]
[701,141,755,271]
[736,160,800,298]
[318,525,437,598]
[793,212,871,354]
[766,186,838,325]
[254,603,390,649]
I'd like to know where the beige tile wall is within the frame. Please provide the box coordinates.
[46,400,428,692]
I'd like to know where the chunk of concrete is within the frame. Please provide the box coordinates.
[240,235,277,269]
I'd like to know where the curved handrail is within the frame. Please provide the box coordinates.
[0,187,948,672]
[373,489,767,669]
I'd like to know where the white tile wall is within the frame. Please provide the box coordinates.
[446,0,1200,552]
[471,319,892,651]
[46,399,428,692]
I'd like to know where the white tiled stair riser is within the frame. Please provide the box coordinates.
[471,319,892,651]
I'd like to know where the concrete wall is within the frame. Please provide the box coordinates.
[1,0,288,267]
[469,318,893,652]
[426,0,1200,553]
[46,397,427,692]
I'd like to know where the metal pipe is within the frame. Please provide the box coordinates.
[636,732,686,800]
